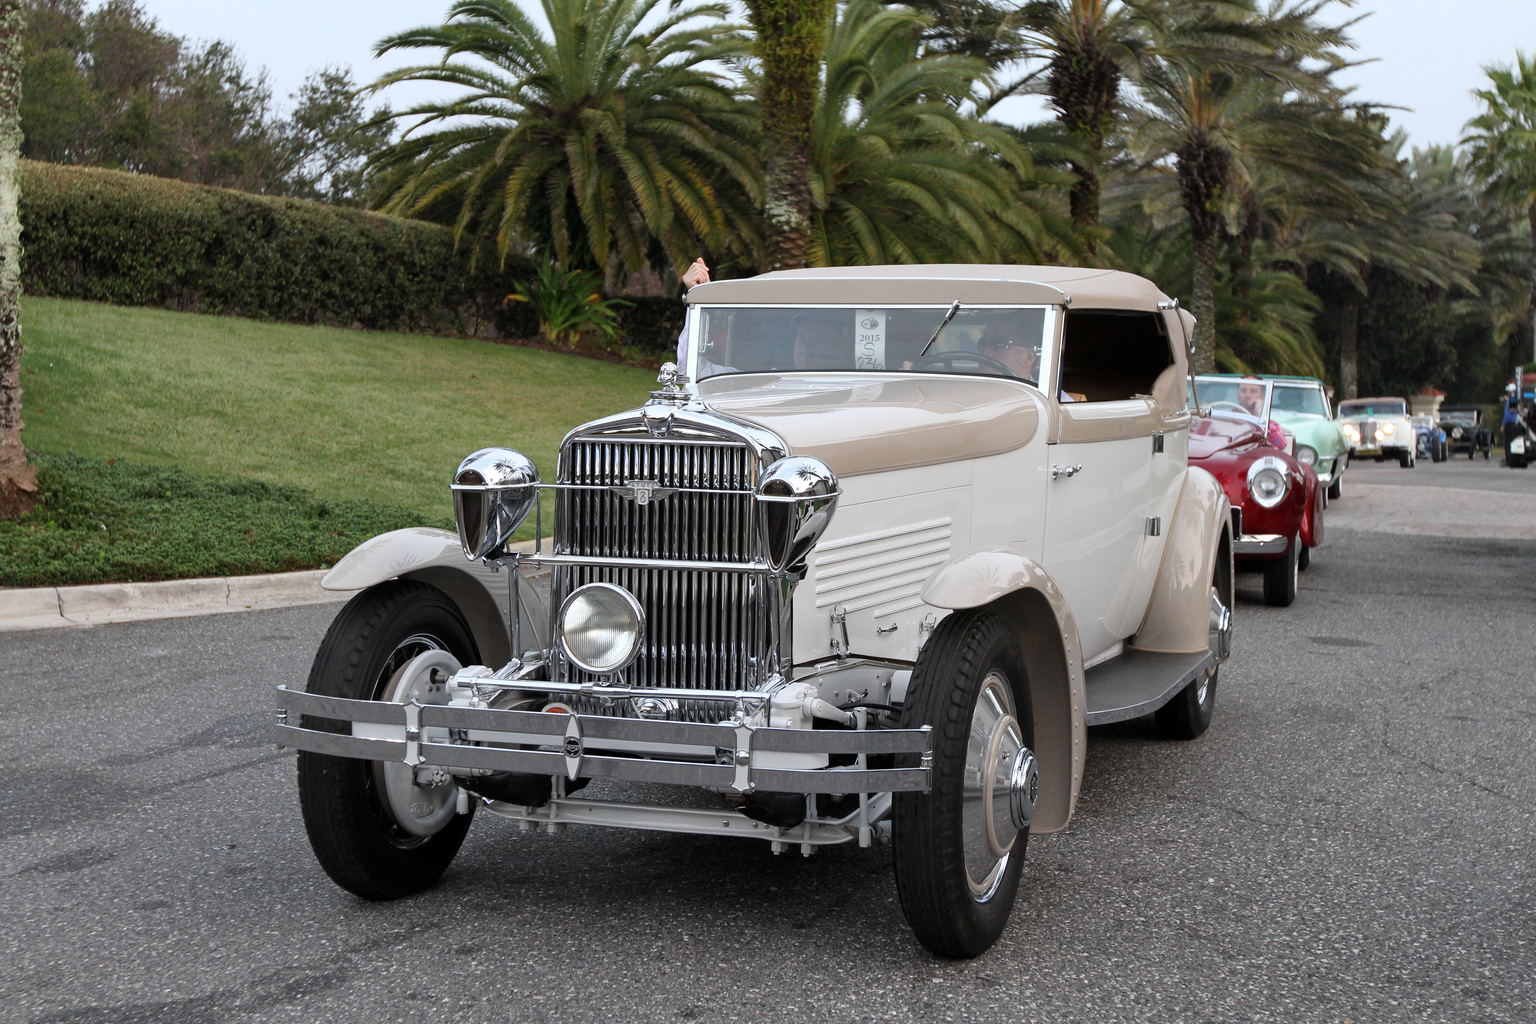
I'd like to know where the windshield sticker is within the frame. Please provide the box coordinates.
[855,310,886,370]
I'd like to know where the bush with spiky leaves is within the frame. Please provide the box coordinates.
[508,261,630,348]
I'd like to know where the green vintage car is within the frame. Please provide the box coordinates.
[1259,375,1349,500]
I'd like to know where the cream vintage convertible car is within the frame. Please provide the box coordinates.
[276,265,1234,958]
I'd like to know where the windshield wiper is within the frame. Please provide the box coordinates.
[917,301,962,359]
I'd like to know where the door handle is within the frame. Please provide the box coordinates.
[1051,464,1083,480]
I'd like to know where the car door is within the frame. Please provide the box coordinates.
[1042,309,1182,661]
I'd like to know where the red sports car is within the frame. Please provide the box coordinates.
[1190,378,1324,607]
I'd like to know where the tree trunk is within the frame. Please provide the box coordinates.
[1049,32,1121,259]
[0,1,33,520]
[1189,221,1218,373]
[746,0,832,271]
[1067,153,1101,257]
[1178,140,1231,374]
[1338,292,1360,400]
[1527,202,1536,365]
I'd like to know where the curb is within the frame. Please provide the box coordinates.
[0,539,542,633]
[0,570,348,632]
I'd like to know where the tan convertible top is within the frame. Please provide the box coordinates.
[686,264,1172,311]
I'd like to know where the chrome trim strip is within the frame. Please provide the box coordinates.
[1233,533,1288,555]
[522,553,772,574]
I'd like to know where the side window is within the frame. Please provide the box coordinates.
[1059,310,1176,403]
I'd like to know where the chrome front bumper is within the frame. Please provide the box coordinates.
[273,687,932,796]
[1233,533,1288,556]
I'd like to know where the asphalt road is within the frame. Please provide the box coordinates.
[3,504,1534,1021]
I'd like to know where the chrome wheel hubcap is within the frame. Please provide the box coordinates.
[962,672,1036,901]
[375,641,463,838]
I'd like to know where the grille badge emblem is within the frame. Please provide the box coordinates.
[613,480,676,506]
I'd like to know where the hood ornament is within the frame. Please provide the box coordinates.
[643,362,692,436]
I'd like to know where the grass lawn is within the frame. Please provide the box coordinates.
[19,297,659,526]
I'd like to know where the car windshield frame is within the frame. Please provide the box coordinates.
[1270,382,1330,418]
[1191,374,1273,425]
[1338,400,1407,418]
[684,303,1058,388]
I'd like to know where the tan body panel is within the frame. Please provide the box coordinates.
[919,549,1086,835]
[1130,468,1232,654]
[687,263,1170,311]
[322,527,551,668]
[700,373,1042,477]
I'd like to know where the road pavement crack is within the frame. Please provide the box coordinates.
[1380,724,1533,810]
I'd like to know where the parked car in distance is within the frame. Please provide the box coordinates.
[1338,397,1416,468]
[1191,375,1323,607]
[1262,375,1349,501]
[1412,415,1447,463]
[1441,405,1493,459]
[274,264,1235,960]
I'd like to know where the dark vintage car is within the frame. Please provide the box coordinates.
[1440,406,1493,459]
[1191,377,1324,607]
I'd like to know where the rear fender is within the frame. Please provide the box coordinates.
[322,528,542,667]
[920,550,1086,834]
[1131,468,1231,654]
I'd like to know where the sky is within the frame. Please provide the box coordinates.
[130,0,1536,150]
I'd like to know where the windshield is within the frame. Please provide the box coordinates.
[691,305,1049,383]
[1271,384,1329,417]
[1191,375,1273,422]
[1441,409,1478,425]
[1339,400,1406,418]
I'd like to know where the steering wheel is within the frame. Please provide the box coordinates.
[1208,401,1252,415]
[911,351,1017,377]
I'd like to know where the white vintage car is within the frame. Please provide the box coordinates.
[1338,396,1416,468]
[276,265,1234,958]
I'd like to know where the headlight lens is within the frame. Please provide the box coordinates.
[1381,423,1395,435]
[1296,444,1317,466]
[1247,456,1291,509]
[559,583,644,675]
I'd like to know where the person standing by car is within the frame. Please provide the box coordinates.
[1503,382,1522,451]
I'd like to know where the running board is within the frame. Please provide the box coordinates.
[1084,649,1214,726]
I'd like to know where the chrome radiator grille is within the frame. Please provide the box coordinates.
[551,436,770,715]
[556,439,759,562]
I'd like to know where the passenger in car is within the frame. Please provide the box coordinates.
[792,318,850,370]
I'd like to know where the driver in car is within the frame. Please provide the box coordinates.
[1238,374,1287,449]
[977,328,1040,383]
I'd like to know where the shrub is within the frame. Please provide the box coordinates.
[507,262,630,348]
[19,160,535,335]
[616,295,686,360]
[0,452,436,587]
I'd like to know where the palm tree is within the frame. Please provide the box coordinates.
[804,0,1080,265]
[743,0,834,270]
[0,0,34,519]
[1464,51,1536,368]
[1016,0,1149,250]
[1124,0,1359,372]
[365,0,759,287]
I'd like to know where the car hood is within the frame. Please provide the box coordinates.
[1272,411,1346,455]
[696,372,1041,477]
[1188,412,1265,460]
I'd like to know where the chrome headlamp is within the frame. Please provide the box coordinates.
[755,456,839,575]
[1295,444,1317,466]
[451,448,539,562]
[558,583,645,675]
[1246,456,1290,509]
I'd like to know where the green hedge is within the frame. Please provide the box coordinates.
[0,451,437,587]
[20,160,533,335]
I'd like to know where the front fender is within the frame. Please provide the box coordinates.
[921,549,1086,835]
[322,528,531,667]
[1131,467,1230,654]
